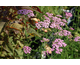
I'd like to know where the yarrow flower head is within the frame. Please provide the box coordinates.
[46,12,53,18]
[35,19,50,29]
[55,30,72,38]
[56,15,62,17]
[41,38,50,42]
[50,16,66,28]
[41,21,50,28]
[74,36,80,42]
[50,22,63,30]
[52,39,67,54]
[35,23,41,29]
[23,46,32,54]
[62,19,67,23]
[69,27,74,30]
[65,12,72,18]
[17,9,34,18]
[43,15,50,21]
[52,17,58,22]
[35,14,66,30]
[27,12,34,18]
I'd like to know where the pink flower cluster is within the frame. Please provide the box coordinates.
[52,39,67,54]
[41,38,50,42]
[69,27,74,30]
[50,22,63,30]
[35,23,41,29]
[45,12,66,29]
[43,15,50,21]
[17,9,34,18]
[23,46,32,54]
[35,19,50,29]
[74,36,80,42]
[46,12,53,18]
[62,19,67,23]
[42,51,50,56]
[35,12,67,30]
[51,17,66,26]
[65,12,72,18]
[55,30,72,37]
[46,12,67,23]
[56,15,62,17]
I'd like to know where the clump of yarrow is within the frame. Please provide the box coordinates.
[35,12,67,30]
[51,38,67,54]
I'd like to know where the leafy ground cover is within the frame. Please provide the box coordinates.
[0,6,80,59]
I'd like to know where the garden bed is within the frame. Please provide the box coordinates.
[0,6,80,59]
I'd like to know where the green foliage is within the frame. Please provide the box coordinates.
[71,6,80,29]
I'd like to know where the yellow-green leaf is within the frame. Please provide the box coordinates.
[0,41,4,45]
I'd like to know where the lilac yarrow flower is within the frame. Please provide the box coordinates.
[53,39,64,43]
[65,12,72,18]
[41,20,50,28]
[43,15,50,21]
[52,39,67,54]
[17,9,24,14]
[50,16,66,27]
[27,12,34,18]
[59,22,66,26]
[38,21,44,25]
[41,38,49,42]
[55,48,63,54]
[62,43,67,47]
[62,19,67,23]
[44,20,50,23]
[54,21,66,26]
[22,9,33,15]
[46,12,53,18]
[74,36,80,42]
[69,27,74,30]
[63,30,71,36]
[35,23,41,29]
[56,25,63,30]
[36,14,65,30]
[55,30,72,37]
[27,10,33,13]
[41,22,50,28]
[51,48,55,51]
[56,15,62,17]
[50,22,62,30]
[56,18,61,22]
[17,9,34,17]
[50,22,56,28]
[36,20,50,29]
[52,18,66,26]
[52,17,58,22]
[59,48,63,52]
[55,50,61,54]
[23,46,32,54]
[51,17,66,27]
[36,13,65,30]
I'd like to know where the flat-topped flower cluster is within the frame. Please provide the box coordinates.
[35,12,67,30]
[17,9,34,18]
